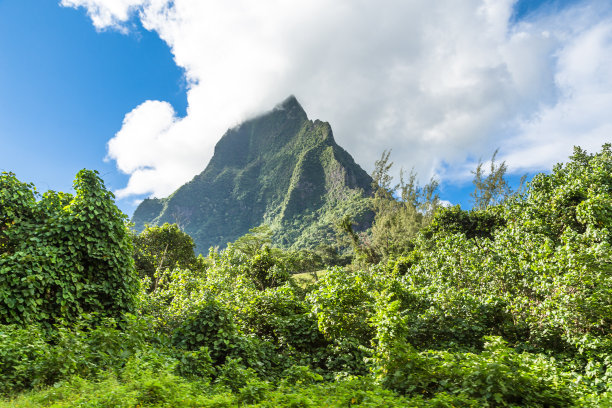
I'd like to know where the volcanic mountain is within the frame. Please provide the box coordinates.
[132,96,373,252]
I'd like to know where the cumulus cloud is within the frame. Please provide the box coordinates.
[502,5,612,172]
[62,0,612,199]
[60,0,145,32]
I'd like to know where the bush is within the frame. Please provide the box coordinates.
[373,336,581,406]
[171,296,237,365]
[236,285,326,354]
[425,205,506,240]
[0,314,153,396]
[307,267,381,346]
[0,325,50,394]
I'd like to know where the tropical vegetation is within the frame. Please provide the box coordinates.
[1,144,611,407]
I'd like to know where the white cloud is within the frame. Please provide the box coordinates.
[61,0,612,199]
[60,0,145,32]
[501,4,612,173]
[439,199,453,208]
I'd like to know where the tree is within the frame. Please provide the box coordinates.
[366,151,441,260]
[371,150,396,206]
[408,144,612,370]
[244,246,290,290]
[132,223,199,289]
[232,225,273,257]
[0,172,37,256]
[337,215,379,264]
[0,170,137,326]
[470,149,515,209]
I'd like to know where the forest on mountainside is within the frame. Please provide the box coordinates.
[0,144,611,407]
[131,96,374,254]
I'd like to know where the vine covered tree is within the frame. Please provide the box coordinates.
[0,170,137,326]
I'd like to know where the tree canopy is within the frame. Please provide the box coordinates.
[0,169,137,326]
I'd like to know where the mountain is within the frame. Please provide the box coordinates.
[132,96,373,253]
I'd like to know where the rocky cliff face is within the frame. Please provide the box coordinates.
[132,96,373,252]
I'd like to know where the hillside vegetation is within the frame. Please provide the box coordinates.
[132,96,373,253]
[1,144,611,407]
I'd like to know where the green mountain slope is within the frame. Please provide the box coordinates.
[132,96,373,252]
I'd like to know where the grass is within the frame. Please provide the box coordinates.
[0,374,419,408]
[291,270,327,286]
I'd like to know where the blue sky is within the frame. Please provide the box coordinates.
[1,0,610,216]
[0,0,185,209]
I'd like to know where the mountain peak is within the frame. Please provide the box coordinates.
[274,95,307,118]
[276,94,299,108]
[132,96,373,252]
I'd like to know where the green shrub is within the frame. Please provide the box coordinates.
[425,205,506,240]
[373,336,581,406]
[215,357,257,392]
[171,296,237,365]
[307,267,380,346]
[175,346,216,381]
[237,377,272,404]
[279,365,324,387]
[0,314,154,396]
[236,285,326,354]
[0,325,50,394]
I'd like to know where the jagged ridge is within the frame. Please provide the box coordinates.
[132,96,373,252]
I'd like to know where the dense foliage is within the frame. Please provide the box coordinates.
[364,151,441,263]
[0,170,137,327]
[1,144,611,407]
[131,222,205,291]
